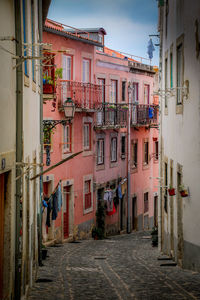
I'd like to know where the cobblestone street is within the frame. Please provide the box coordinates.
[28,232,200,300]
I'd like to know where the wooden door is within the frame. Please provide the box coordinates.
[64,186,70,239]
[0,174,5,299]
[154,196,158,227]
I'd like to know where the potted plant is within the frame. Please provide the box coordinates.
[179,185,188,197]
[168,185,176,196]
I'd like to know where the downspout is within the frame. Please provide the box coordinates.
[15,0,23,298]
[158,4,163,252]
[127,90,131,233]
[38,0,43,266]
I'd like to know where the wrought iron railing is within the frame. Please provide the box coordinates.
[131,104,158,126]
[57,80,102,110]
[94,103,128,128]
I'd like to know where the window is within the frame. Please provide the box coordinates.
[22,0,28,76]
[110,80,117,104]
[97,34,103,52]
[84,180,92,210]
[155,141,159,160]
[165,57,168,107]
[132,82,139,103]
[170,52,173,88]
[164,163,168,213]
[63,55,72,80]
[177,43,183,104]
[165,0,169,37]
[82,58,91,83]
[111,137,117,162]
[122,81,126,102]
[131,140,138,168]
[144,84,150,104]
[63,124,72,153]
[144,140,149,165]
[98,78,105,103]
[121,136,126,159]
[83,123,91,150]
[97,139,104,165]
[144,192,149,213]
[31,0,35,81]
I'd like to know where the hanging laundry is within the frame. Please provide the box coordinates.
[57,183,62,212]
[117,184,122,200]
[52,188,59,220]
[107,203,116,216]
[104,189,113,212]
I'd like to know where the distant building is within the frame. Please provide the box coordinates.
[158,0,200,271]
[42,18,159,243]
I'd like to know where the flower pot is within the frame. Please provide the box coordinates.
[43,83,54,94]
[180,190,188,197]
[168,188,176,196]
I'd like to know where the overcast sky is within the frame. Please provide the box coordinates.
[47,0,159,66]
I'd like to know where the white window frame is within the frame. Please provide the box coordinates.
[111,137,117,162]
[63,124,71,153]
[82,58,90,83]
[97,139,104,165]
[83,123,90,150]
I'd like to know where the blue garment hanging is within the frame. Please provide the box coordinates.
[57,184,62,212]
[148,107,154,119]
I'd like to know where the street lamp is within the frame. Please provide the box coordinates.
[63,97,75,119]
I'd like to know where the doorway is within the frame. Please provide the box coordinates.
[154,195,158,227]
[63,186,70,239]
[0,173,5,299]
[132,196,137,230]
[120,195,124,231]
[177,171,183,264]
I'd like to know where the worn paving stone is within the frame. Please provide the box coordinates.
[28,232,200,300]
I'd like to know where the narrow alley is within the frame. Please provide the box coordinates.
[28,232,200,300]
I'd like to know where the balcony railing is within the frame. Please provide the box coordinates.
[131,104,158,126]
[94,103,127,128]
[57,80,102,110]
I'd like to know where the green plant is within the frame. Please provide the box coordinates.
[43,125,56,145]
[55,68,63,80]
[179,184,185,191]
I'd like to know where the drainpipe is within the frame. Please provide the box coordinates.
[15,0,23,298]
[127,90,131,234]
[38,0,43,266]
[158,5,163,252]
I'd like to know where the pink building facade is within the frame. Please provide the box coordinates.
[42,19,158,243]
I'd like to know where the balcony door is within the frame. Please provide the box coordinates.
[97,78,105,125]
[62,55,73,103]
[82,59,91,108]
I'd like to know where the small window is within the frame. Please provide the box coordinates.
[82,59,91,83]
[23,0,28,76]
[121,136,126,159]
[144,141,149,165]
[122,81,126,102]
[131,140,138,168]
[165,57,168,108]
[110,80,117,103]
[84,180,92,210]
[144,192,149,213]
[97,139,104,165]
[155,141,159,160]
[98,78,105,103]
[132,82,139,103]
[177,43,183,105]
[164,163,168,213]
[170,52,173,88]
[63,124,72,153]
[83,123,91,151]
[144,84,150,104]
[111,137,117,162]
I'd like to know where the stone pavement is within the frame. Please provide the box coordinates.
[28,231,200,300]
